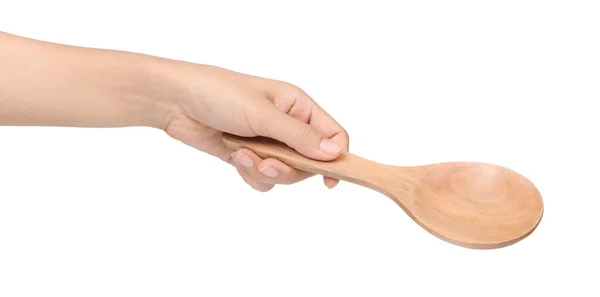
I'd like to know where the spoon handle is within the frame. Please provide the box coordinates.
[222,133,385,187]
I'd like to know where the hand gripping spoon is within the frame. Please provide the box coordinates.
[222,133,544,249]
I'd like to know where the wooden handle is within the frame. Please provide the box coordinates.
[222,133,391,188]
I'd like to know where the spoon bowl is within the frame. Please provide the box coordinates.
[407,162,543,248]
[222,133,544,249]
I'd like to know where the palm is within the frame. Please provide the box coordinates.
[165,113,235,163]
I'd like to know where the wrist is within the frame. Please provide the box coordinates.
[130,57,222,131]
[104,51,181,130]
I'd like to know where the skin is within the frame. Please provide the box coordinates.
[0,32,349,192]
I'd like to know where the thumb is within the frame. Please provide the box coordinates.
[259,109,342,161]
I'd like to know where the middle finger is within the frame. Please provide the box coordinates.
[231,148,313,185]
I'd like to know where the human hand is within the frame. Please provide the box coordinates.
[0,31,348,192]
[161,64,349,192]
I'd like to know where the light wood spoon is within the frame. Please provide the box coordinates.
[222,133,544,249]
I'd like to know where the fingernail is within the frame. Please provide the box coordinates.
[235,153,253,168]
[259,166,279,178]
[320,138,341,155]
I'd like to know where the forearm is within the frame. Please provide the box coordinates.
[0,32,175,129]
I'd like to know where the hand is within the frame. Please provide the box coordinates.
[0,32,348,192]
[162,65,349,192]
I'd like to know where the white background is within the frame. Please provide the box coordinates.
[1,1,599,296]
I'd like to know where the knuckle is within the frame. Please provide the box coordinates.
[343,126,349,136]
[280,172,298,185]
[295,122,315,139]
[240,174,254,186]
[282,82,306,98]
[340,127,349,139]
[342,128,350,144]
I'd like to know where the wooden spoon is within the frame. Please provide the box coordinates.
[222,133,544,249]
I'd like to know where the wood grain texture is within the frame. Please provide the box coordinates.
[222,133,544,249]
